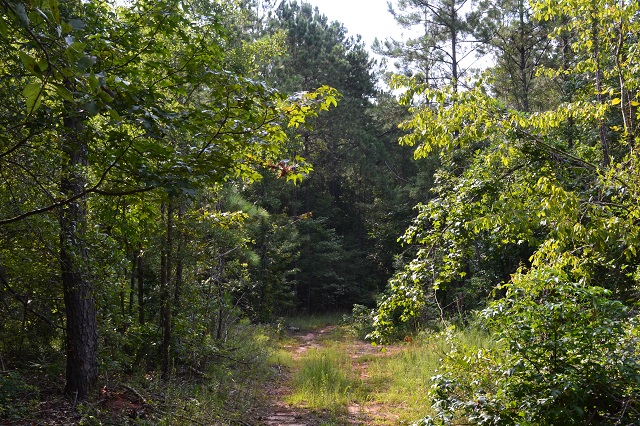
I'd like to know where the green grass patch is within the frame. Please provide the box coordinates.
[362,326,494,424]
[364,345,440,423]
[268,347,295,368]
[278,316,496,425]
[288,346,365,413]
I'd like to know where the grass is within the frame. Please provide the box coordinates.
[365,326,496,424]
[288,346,366,412]
[10,315,494,425]
[363,347,439,423]
[268,347,296,368]
[272,318,495,425]
[38,322,281,425]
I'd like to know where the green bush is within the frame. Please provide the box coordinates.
[347,304,376,340]
[0,371,37,419]
[418,267,640,425]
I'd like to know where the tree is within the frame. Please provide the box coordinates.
[0,0,336,398]
[371,0,640,401]
[375,0,482,90]
[366,0,640,422]
[253,1,403,311]
[421,268,640,425]
[473,0,556,111]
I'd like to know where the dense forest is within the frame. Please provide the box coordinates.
[1,0,640,424]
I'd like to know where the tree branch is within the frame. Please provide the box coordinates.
[0,272,65,330]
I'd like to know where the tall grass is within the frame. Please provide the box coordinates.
[288,346,365,413]
[95,323,278,425]
[272,318,496,425]
[363,326,495,424]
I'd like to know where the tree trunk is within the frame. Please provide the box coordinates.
[160,201,173,379]
[518,0,530,112]
[592,1,610,166]
[173,202,185,309]
[129,250,135,317]
[137,245,145,325]
[450,1,458,92]
[60,114,98,401]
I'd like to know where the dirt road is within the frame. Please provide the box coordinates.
[255,326,405,426]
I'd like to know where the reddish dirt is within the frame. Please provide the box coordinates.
[254,326,406,426]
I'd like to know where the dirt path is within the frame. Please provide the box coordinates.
[254,326,404,426]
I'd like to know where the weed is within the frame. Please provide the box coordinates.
[0,371,38,419]
[268,348,295,368]
[360,326,494,424]
[288,347,364,413]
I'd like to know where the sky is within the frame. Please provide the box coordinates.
[293,0,490,74]
[298,0,406,51]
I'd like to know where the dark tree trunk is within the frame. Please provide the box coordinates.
[518,0,530,112]
[137,246,145,325]
[160,201,173,379]
[173,203,185,309]
[129,250,136,317]
[60,114,98,401]
[450,1,458,92]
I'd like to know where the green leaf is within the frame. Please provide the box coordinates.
[68,19,85,30]
[32,8,49,25]
[77,55,96,71]
[97,89,113,103]
[0,16,7,39]
[23,82,44,114]
[88,72,99,92]
[37,59,49,72]
[48,0,61,24]
[107,107,120,121]
[61,21,72,35]
[85,101,99,116]
[51,83,74,102]
[19,51,39,73]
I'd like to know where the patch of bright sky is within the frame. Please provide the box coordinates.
[299,0,407,51]
[300,0,490,78]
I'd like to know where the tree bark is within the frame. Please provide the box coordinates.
[450,0,458,92]
[592,1,610,166]
[160,201,173,379]
[137,246,145,325]
[173,203,185,309]
[60,114,98,401]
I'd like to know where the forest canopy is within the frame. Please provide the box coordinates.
[1,0,640,424]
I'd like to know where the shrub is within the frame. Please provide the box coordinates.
[347,304,376,340]
[0,371,37,419]
[418,267,640,425]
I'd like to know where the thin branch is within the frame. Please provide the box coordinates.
[0,272,65,330]
[0,181,155,226]
[511,126,598,171]
[0,127,41,160]
[384,159,411,183]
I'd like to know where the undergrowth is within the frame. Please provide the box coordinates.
[363,327,494,424]
[3,313,496,425]
[274,315,495,425]
[288,346,365,413]
[1,323,279,425]
[271,317,493,425]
